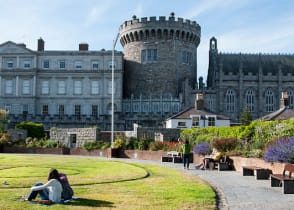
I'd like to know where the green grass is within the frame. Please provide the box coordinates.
[0,154,215,210]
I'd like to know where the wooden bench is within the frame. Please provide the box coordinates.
[270,164,294,194]
[242,166,272,180]
[161,151,182,163]
[213,156,233,171]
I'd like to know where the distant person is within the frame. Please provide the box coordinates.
[182,140,191,169]
[196,148,222,170]
[26,168,62,204]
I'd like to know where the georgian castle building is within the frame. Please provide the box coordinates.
[1,13,201,130]
[1,13,292,131]
[0,39,123,130]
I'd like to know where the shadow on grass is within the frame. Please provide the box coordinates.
[66,198,114,208]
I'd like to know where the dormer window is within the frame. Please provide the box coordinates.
[75,61,82,69]
[7,61,13,68]
[191,115,200,127]
[108,61,116,70]
[92,61,99,70]
[43,60,49,69]
[23,61,31,69]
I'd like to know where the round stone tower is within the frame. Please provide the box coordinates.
[119,12,201,102]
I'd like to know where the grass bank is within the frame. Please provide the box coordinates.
[0,154,215,209]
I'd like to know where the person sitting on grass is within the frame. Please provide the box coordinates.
[26,168,62,205]
[195,148,222,170]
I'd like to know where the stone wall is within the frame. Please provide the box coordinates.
[50,127,100,148]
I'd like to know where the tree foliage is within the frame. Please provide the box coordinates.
[15,122,45,139]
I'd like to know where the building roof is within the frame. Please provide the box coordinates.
[166,107,230,120]
[259,107,294,121]
[217,53,294,75]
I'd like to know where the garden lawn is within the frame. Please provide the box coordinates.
[0,154,215,210]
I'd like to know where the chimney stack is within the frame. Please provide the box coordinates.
[79,43,89,51]
[280,92,289,109]
[195,94,204,110]
[37,38,44,51]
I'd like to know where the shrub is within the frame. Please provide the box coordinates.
[113,135,126,149]
[83,141,103,150]
[212,138,239,153]
[193,142,211,155]
[137,136,152,150]
[149,141,169,151]
[264,136,294,163]
[15,122,45,139]
[0,132,11,145]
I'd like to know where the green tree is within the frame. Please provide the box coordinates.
[15,122,45,139]
[240,107,253,126]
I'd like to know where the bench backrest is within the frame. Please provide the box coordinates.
[283,164,294,178]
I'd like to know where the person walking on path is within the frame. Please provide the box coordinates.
[182,140,191,169]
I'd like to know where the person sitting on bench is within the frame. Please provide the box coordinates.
[196,148,222,170]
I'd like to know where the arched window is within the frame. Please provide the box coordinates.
[265,89,274,112]
[245,89,255,112]
[287,90,294,109]
[225,89,235,112]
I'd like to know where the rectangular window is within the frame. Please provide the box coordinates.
[22,80,30,94]
[141,50,147,62]
[58,104,64,117]
[153,49,158,61]
[75,61,82,69]
[177,122,186,128]
[5,80,13,94]
[41,81,49,94]
[23,104,29,115]
[92,105,98,117]
[42,105,49,116]
[191,116,200,127]
[147,49,152,61]
[74,105,81,116]
[59,60,65,69]
[57,81,66,94]
[182,51,192,65]
[108,61,116,70]
[74,80,82,94]
[92,61,99,70]
[207,116,216,126]
[4,104,11,112]
[7,61,13,68]
[108,81,115,94]
[43,60,49,69]
[23,61,31,68]
[91,81,99,94]
[141,49,158,63]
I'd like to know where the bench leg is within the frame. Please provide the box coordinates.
[271,177,281,187]
[243,168,254,176]
[256,170,270,180]
[283,180,294,194]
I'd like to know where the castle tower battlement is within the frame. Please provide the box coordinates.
[119,13,200,47]
[119,13,201,107]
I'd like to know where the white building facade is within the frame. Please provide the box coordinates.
[0,39,123,130]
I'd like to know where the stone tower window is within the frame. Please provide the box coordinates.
[226,89,235,112]
[265,89,274,112]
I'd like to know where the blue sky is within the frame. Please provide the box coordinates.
[1,0,294,80]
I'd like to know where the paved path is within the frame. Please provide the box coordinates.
[113,158,294,210]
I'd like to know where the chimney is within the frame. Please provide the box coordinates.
[280,92,289,109]
[37,38,44,51]
[79,43,89,51]
[195,93,204,110]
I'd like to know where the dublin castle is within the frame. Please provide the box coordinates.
[0,12,293,131]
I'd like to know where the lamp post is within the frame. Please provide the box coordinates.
[111,32,120,148]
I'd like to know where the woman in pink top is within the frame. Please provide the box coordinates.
[26,168,63,204]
